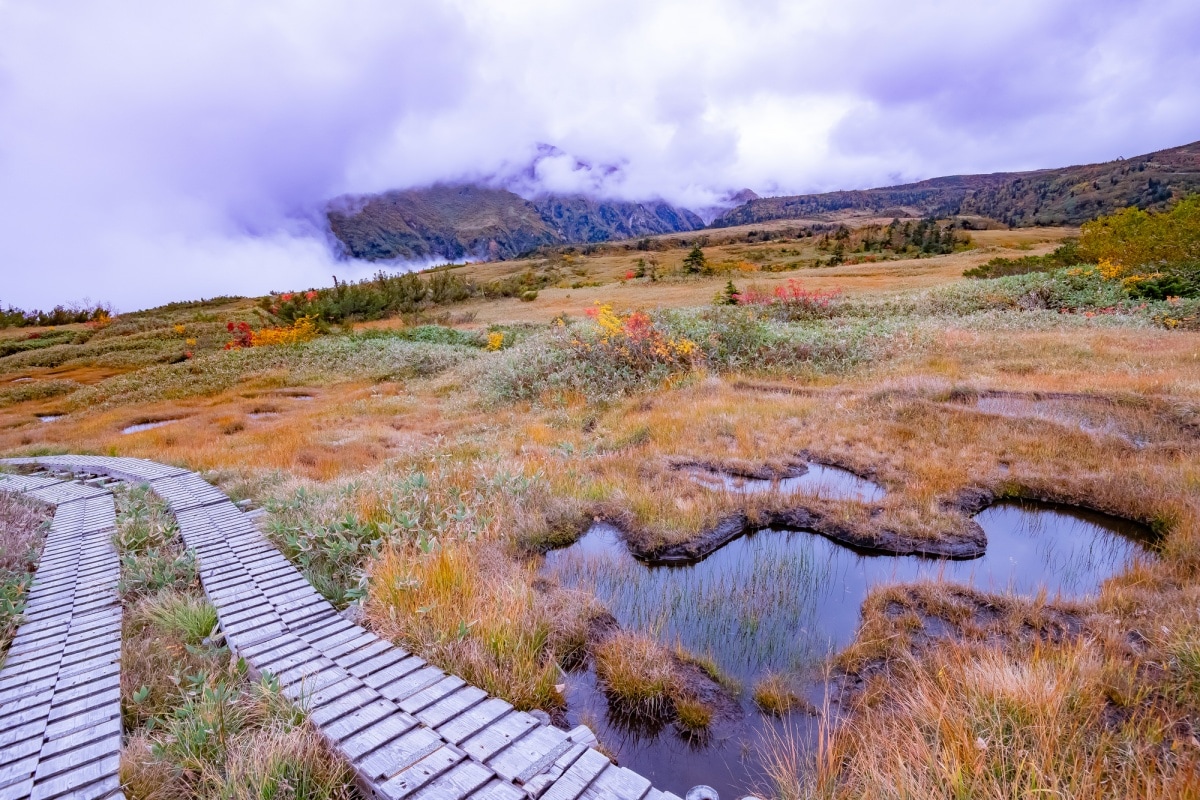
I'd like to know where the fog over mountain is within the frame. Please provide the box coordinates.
[1,0,1199,309]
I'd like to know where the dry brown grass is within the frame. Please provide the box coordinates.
[0,490,49,658]
[2,249,1198,797]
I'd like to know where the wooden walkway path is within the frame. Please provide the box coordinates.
[0,456,687,800]
[0,471,124,800]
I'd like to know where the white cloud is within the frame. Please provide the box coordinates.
[0,0,1197,309]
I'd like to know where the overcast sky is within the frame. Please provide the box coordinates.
[1,0,1198,310]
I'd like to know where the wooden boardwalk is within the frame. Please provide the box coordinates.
[1,456,687,800]
[0,471,124,800]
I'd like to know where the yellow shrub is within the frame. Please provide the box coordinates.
[252,316,319,347]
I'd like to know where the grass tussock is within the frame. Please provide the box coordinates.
[120,673,354,800]
[753,672,806,716]
[593,631,677,717]
[113,484,197,601]
[0,489,50,659]
[592,630,716,733]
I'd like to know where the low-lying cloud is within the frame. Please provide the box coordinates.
[1,0,1197,309]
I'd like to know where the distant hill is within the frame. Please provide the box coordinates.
[328,184,703,262]
[712,140,1200,228]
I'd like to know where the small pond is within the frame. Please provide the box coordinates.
[121,419,176,434]
[683,463,885,503]
[38,415,62,423]
[543,500,1152,798]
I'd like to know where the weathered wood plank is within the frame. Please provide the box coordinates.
[538,749,611,800]
[409,759,493,800]
[377,746,465,799]
[356,727,445,781]
[460,712,539,763]
[339,711,419,761]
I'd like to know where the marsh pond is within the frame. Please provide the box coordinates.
[543,468,1154,798]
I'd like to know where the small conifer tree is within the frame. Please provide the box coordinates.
[683,244,707,274]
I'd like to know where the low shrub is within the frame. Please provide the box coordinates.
[735,280,843,320]
[963,240,1087,279]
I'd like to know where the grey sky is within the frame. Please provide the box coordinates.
[1,0,1197,309]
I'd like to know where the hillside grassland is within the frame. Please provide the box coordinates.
[2,217,1199,798]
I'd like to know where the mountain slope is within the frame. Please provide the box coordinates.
[713,140,1200,228]
[328,185,703,262]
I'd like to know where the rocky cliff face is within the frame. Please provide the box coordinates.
[711,140,1200,228]
[328,184,703,262]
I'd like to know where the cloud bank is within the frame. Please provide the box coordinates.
[1,0,1198,309]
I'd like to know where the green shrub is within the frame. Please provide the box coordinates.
[963,240,1088,279]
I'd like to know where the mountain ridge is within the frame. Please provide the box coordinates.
[712,139,1200,228]
[327,184,704,262]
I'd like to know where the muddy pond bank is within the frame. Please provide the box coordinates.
[543,500,1154,798]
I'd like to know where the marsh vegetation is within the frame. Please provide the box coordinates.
[1,205,1198,798]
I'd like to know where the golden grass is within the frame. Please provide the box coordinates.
[592,631,678,717]
[364,537,588,711]
[674,695,713,732]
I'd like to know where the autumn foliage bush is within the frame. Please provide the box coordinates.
[225,316,319,349]
[735,280,843,320]
[576,303,699,374]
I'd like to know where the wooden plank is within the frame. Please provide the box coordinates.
[31,733,121,782]
[373,665,444,702]
[323,698,396,743]
[582,766,651,800]
[520,743,587,798]
[308,687,380,727]
[280,667,347,702]
[377,746,464,799]
[409,760,493,800]
[356,727,445,781]
[296,676,365,712]
[334,638,393,668]
[460,711,539,764]
[415,685,487,729]
[345,646,411,676]
[37,716,121,760]
[339,711,418,761]
[399,675,465,715]
[469,780,527,800]
[26,753,119,800]
[359,656,426,690]
[492,725,571,784]
[538,749,611,800]
[437,697,512,745]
